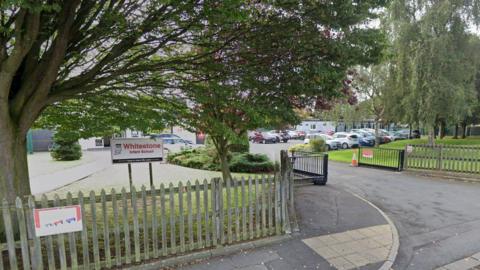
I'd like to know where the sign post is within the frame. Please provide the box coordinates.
[149,163,153,187]
[111,138,164,187]
[128,163,133,187]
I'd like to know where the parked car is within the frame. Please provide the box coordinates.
[162,137,193,153]
[357,128,390,144]
[251,131,278,144]
[150,133,182,139]
[289,130,306,140]
[332,132,359,149]
[287,130,305,140]
[269,130,290,143]
[411,130,421,139]
[379,129,394,141]
[391,130,409,140]
[352,131,375,147]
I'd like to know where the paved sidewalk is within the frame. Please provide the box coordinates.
[173,184,395,270]
[29,150,111,194]
[435,252,480,270]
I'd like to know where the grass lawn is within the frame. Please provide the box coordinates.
[329,136,480,167]
[328,149,356,163]
[380,136,480,150]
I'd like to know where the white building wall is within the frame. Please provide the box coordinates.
[80,129,146,150]
[79,138,104,150]
[296,121,336,134]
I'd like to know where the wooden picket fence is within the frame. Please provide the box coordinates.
[0,175,291,270]
[405,144,480,174]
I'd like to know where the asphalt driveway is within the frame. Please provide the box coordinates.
[328,162,480,270]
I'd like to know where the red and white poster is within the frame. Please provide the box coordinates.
[362,149,374,159]
[34,205,82,237]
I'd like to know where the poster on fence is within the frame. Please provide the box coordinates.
[34,205,83,237]
[362,149,374,158]
[111,138,164,163]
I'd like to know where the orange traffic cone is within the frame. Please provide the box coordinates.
[351,152,358,167]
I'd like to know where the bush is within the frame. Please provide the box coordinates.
[167,147,273,173]
[288,143,311,153]
[310,138,328,152]
[167,147,220,171]
[288,138,327,154]
[229,134,250,153]
[50,131,82,161]
[229,153,274,173]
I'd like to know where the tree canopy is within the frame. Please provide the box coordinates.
[385,0,480,142]
[0,0,389,204]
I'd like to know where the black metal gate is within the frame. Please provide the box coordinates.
[290,152,328,185]
[357,147,405,171]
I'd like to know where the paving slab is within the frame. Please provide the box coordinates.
[175,184,392,270]
[328,161,480,270]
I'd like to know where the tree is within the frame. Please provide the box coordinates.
[50,130,82,161]
[36,92,174,139]
[387,0,480,144]
[352,65,390,146]
[161,1,387,180]
[0,1,243,203]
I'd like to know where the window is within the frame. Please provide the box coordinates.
[95,139,103,146]
[310,124,316,130]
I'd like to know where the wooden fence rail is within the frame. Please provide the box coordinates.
[0,175,289,270]
[405,144,480,174]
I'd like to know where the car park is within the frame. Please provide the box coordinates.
[391,130,409,140]
[287,130,304,140]
[411,129,421,139]
[251,131,278,144]
[352,131,375,147]
[151,133,182,139]
[332,132,359,149]
[269,130,290,143]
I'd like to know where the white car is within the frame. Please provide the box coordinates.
[332,132,359,149]
[304,133,342,150]
[162,138,194,153]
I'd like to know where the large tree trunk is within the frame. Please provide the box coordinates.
[211,136,232,181]
[439,120,446,139]
[374,120,380,147]
[0,117,30,237]
[461,122,467,139]
[0,118,31,204]
[453,124,459,139]
[218,150,232,181]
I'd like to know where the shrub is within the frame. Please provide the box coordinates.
[50,131,82,161]
[288,143,311,153]
[229,153,274,173]
[167,147,273,173]
[229,134,250,153]
[288,138,327,154]
[310,138,328,152]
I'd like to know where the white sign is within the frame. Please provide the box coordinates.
[406,145,413,154]
[34,206,82,237]
[111,138,164,163]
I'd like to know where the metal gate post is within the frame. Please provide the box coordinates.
[398,150,405,171]
[323,154,329,181]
